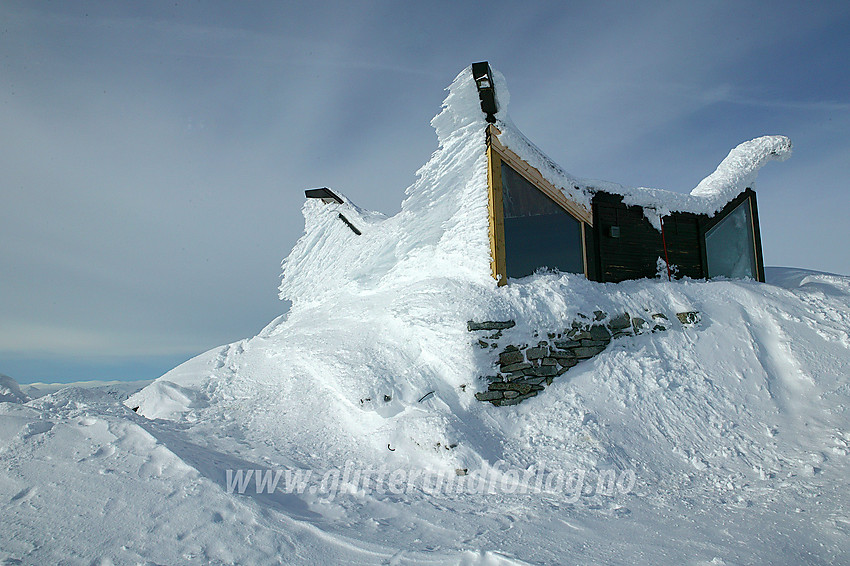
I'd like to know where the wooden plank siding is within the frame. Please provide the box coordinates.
[660,212,704,280]
[591,192,665,282]
[589,189,764,283]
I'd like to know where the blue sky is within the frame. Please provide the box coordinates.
[2,1,849,383]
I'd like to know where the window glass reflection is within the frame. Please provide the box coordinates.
[501,162,583,278]
[705,199,757,279]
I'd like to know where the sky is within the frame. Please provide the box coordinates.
[2,1,849,384]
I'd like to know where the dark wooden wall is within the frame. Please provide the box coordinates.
[590,192,665,282]
[586,190,764,283]
[659,211,704,280]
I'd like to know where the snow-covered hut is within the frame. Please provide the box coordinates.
[301,62,791,290]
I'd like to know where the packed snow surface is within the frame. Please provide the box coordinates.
[1,66,836,564]
[3,268,849,564]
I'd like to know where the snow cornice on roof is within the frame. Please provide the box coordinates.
[477,64,791,221]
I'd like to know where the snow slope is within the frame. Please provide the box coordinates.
[2,66,846,564]
[2,268,849,564]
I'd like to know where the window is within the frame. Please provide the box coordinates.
[501,161,584,278]
[704,198,757,279]
[486,124,591,284]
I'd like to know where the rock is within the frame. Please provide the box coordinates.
[503,390,520,399]
[525,346,548,360]
[589,325,611,341]
[570,330,593,341]
[549,349,576,359]
[499,350,524,366]
[506,371,528,381]
[475,390,503,401]
[501,362,532,373]
[632,317,648,333]
[523,365,558,377]
[490,382,540,395]
[677,311,701,325]
[541,357,558,367]
[593,310,607,321]
[575,346,606,358]
[467,320,516,331]
[503,344,519,352]
[557,358,578,368]
[580,339,608,347]
[608,313,631,330]
[477,340,489,349]
[500,391,539,405]
[553,339,581,349]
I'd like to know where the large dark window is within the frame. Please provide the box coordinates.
[501,161,584,278]
[704,198,757,279]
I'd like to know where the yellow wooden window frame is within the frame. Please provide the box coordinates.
[486,124,592,285]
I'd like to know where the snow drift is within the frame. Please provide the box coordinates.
[126,65,829,480]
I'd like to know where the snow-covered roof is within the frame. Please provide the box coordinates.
[484,66,792,222]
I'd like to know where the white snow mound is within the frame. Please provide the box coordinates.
[0,374,29,404]
[128,65,815,479]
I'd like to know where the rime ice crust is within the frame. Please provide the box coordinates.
[278,65,493,308]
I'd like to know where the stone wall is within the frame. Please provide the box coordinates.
[469,310,700,406]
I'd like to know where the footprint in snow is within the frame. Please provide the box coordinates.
[91,444,116,459]
[76,416,97,427]
[10,486,35,504]
[21,420,53,439]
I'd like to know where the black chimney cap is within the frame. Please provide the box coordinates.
[305,187,344,204]
[471,61,497,123]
